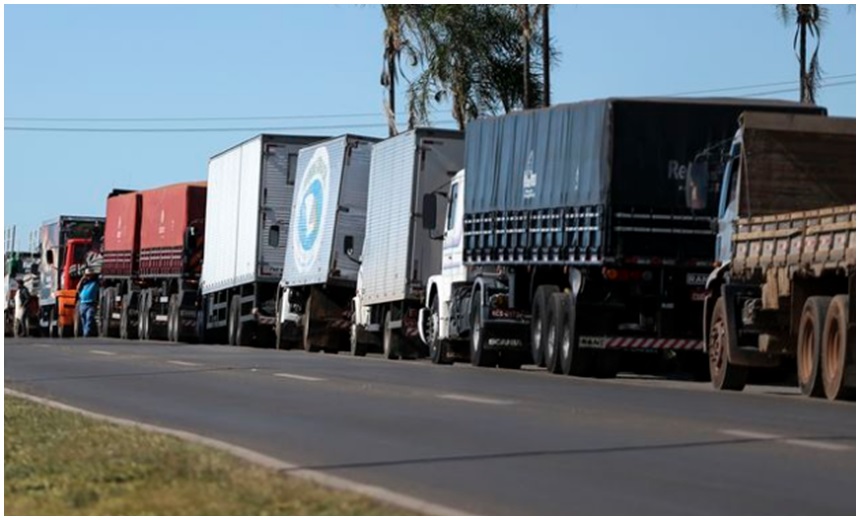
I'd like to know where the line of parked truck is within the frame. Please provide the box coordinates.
[8,96,855,401]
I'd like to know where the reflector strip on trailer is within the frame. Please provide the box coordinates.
[581,336,703,351]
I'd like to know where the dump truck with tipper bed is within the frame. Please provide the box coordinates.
[703,112,855,400]
[418,97,825,374]
[37,216,104,337]
[201,134,327,346]
[276,134,380,352]
[351,128,464,358]
[98,183,207,342]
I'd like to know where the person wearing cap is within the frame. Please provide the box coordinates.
[76,268,100,337]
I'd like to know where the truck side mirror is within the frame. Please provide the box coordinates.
[422,194,437,230]
[343,235,354,256]
[184,227,196,252]
[686,158,709,211]
[46,250,54,265]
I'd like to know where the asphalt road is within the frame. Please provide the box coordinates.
[5,337,855,515]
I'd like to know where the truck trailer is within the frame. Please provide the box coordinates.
[703,112,855,400]
[418,97,825,375]
[277,134,380,352]
[201,134,326,346]
[99,183,207,342]
[37,216,104,337]
[352,128,465,359]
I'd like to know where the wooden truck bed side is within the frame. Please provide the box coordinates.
[732,204,856,277]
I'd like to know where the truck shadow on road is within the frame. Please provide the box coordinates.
[280,435,856,473]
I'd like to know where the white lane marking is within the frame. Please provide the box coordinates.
[89,350,116,356]
[437,393,516,406]
[273,373,325,382]
[5,388,467,516]
[167,360,202,367]
[720,429,854,452]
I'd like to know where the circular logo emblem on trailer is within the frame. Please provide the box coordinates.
[294,146,330,272]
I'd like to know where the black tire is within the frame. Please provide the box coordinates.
[531,285,559,367]
[167,294,180,343]
[349,322,367,357]
[302,294,321,353]
[708,297,747,391]
[138,291,150,341]
[383,310,401,360]
[228,295,241,347]
[428,294,453,365]
[99,287,117,338]
[797,296,830,398]
[545,293,566,374]
[48,306,59,338]
[559,296,595,377]
[470,301,498,367]
[822,295,853,401]
[120,293,134,340]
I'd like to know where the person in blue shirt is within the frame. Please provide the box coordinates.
[76,268,100,337]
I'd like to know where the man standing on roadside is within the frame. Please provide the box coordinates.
[77,268,99,337]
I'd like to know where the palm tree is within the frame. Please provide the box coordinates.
[777,4,828,104]
[402,5,553,130]
[380,5,419,136]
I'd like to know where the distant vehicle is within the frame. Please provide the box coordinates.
[276,135,380,352]
[98,184,207,342]
[418,97,825,375]
[351,129,465,358]
[201,134,327,346]
[702,111,855,400]
[37,216,104,337]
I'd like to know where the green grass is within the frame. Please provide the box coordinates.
[4,396,411,515]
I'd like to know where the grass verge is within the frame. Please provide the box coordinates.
[4,395,411,515]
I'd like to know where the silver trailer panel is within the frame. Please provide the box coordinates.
[283,135,379,287]
[359,129,464,306]
[201,135,322,295]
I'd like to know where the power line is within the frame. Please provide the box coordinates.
[739,80,855,98]
[6,73,855,123]
[4,120,460,133]
[4,109,448,123]
[668,73,855,96]
[4,79,854,134]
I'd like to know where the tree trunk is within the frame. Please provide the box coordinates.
[522,5,531,110]
[388,52,397,135]
[799,8,809,103]
[542,5,550,107]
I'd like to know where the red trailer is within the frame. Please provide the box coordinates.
[100,182,207,342]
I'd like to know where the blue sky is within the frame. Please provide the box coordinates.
[4,4,856,246]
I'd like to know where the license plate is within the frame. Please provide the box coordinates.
[490,309,522,319]
[691,290,708,302]
[686,273,708,286]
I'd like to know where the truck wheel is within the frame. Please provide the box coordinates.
[137,291,149,340]
[228,295,241,346]
[544,293,567,374]
[708,297,747,391]
[120,294,131,340]
[349,323,367,357]
[797,296,830,398]
[822,295,852,401]
[383,310,401,360]
[470,303,498,367]
[167,295,180,343]
[48,307,59,338]
[302,294,321,353]
[428,294,453,365]
[99,288,116,338]
[531,285,559,367]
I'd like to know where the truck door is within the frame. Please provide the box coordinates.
[716,141,742,264]
[441,174,466,281]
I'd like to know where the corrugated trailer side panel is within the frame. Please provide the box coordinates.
[103,192,141,277]
[201,142,243,294]
[139,182,207,276]
[360,132,417,305]
[361,129,464,306]
[330,137,377,284]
